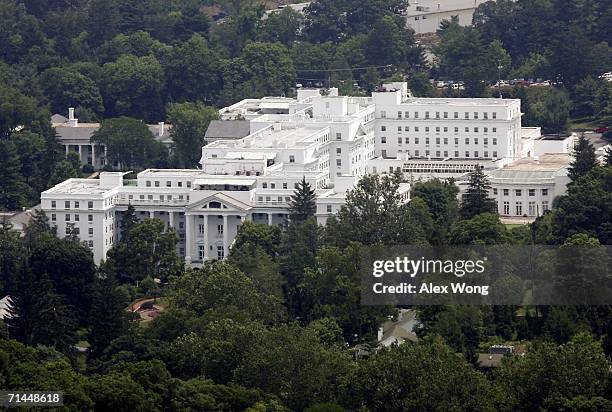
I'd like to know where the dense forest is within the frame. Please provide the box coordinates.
[1,0,612,410]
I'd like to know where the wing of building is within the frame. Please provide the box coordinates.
[42,81,573,264]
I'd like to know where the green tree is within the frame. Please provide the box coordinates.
[119,203,138,240]
[49,159,80,187]
[289,177,316,224]
[460,166,497,219]
[107,218,182,282]
[101,54,165,121]
[92,117,166,170]
[167,102,218,168]
[88,275,127,357]
[530,87,571,134]
[258,8,303,46]
[568,134,597,181]
[40,67,104,117]
[407,72,435,97]
[0,140,28,210]
[449,213,508,245]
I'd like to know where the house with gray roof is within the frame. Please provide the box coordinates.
[204,120,251,144]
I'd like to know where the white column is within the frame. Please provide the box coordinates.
[203,214,209,260]
[65,145,69,157]
[168,211,174,228]
[104,146,108,166]
[149,211,154,219]
[185,214,192,264]
[78,145,83,163]
[91,144,96,167]
[222,215,228,259]
[267,213,273,225]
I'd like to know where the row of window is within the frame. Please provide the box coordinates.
[382,136,499,146]
[381,125,498,134]
[493,188,549,196]
[389,149,499,158]
[381,110,499,120]
[262,182,300,189]
[52,213,96,223]
[502,201,549,216]
[145,180,192,188]
[51,200,94,209]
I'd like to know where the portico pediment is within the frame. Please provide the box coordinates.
[187,192,252,213]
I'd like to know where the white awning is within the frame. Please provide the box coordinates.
[194,178,256,186]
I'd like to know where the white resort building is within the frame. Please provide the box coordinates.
[41,82,571,264]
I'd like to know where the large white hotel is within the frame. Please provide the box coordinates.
[41,82,573,264]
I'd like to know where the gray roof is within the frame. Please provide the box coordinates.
[51,114,68,124]
[205,120,251,140]
[54,123,172,144]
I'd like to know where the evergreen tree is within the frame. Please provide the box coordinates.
[568,134,597,181]
[0,140,28,210]
[288,177,316,224]
[603,146,612,167]
[460,166,497,219]
[88,275,127,357]
[119,203,139,241]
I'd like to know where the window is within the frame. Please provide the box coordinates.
[65,227,71,235]
[516,202,523,215]
[283,183,287,189]
[465,138,469,145]
[492,127,497,133]
[381,136,387,144]
[515,189,522,196]
[326,205,332,213]
[425,150,430,156]
[454,151,459,157]
[474,151,479,157]
[542,189,548,196]
[529,201,536,215]
[484,151,489,157]
[484,138,488,145]
[503,189,509,196]
[436,150,440,157]
[493,151,498,158]
[270,183,276,189]
[217,224,224,235]
[146,181,151,187]
[404,126,409,132]
[398,137,402,144]
[289,155,295,163]
[425,111,430,119]
[425,126,430,133]
[529,189,535,196]
[381,125,386,131]
[380,111,386,118]
[454,127,459,133]
[75,214,80,222]
[474,138,479,145]
[414,112,419,118]
[492,112,497,119]
[415,137,419,144]
[542,201,549,212]
[443,151,448,157]
[198,224,205,234]
[474,127,479,133]
[166,181,171,187]
[65,201,70,209]
[51,201,56,209]
[415,126,419,132]
[336,159,342,166]
[435,127,440,133]
[336,132,342,140]
[88,227,93,235]
[425,137,430,145]
[397,111,402,118]
[65,214,70,221]
[493,188,498,195]
[465,127,469,132]
[464,112,469,119]
[484,127,488,134]
[397,126,402,132]
[443,127,448,132]
[199,245,205,261]
[88,240,93,248]
[178,181,183,187]
[88,201,93,209]
[503,201,510,215]
[186,181,191,188]
[436,137,440,145]
[454,112,459,118]
[443,138,448,144]
[474,112,479,119]
[405,137,409,144]
[415,150,420,157]
[454,138,459,145]
[51,213,56,222]
[88,214,93,222]
[74,201,80,208]
[263,182,267,188]
[154,181,160,187]
[405,111,409,118]
[444,112,448,119]
[465,151,470,157]
[217,246,224,260]
[484,112,488,119]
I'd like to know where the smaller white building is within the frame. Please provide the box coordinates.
[405,0,491,34]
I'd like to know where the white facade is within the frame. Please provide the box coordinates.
[406,0,491,34]
[42,82,552,264]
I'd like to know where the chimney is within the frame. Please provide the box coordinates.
[68,107,78,127]
[158,121,165,136]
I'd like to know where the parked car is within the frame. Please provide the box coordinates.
[594,126,610,133]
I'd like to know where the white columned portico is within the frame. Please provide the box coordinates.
[185,214,193,264]
[203,214,209,260]
[222,215,228,258]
